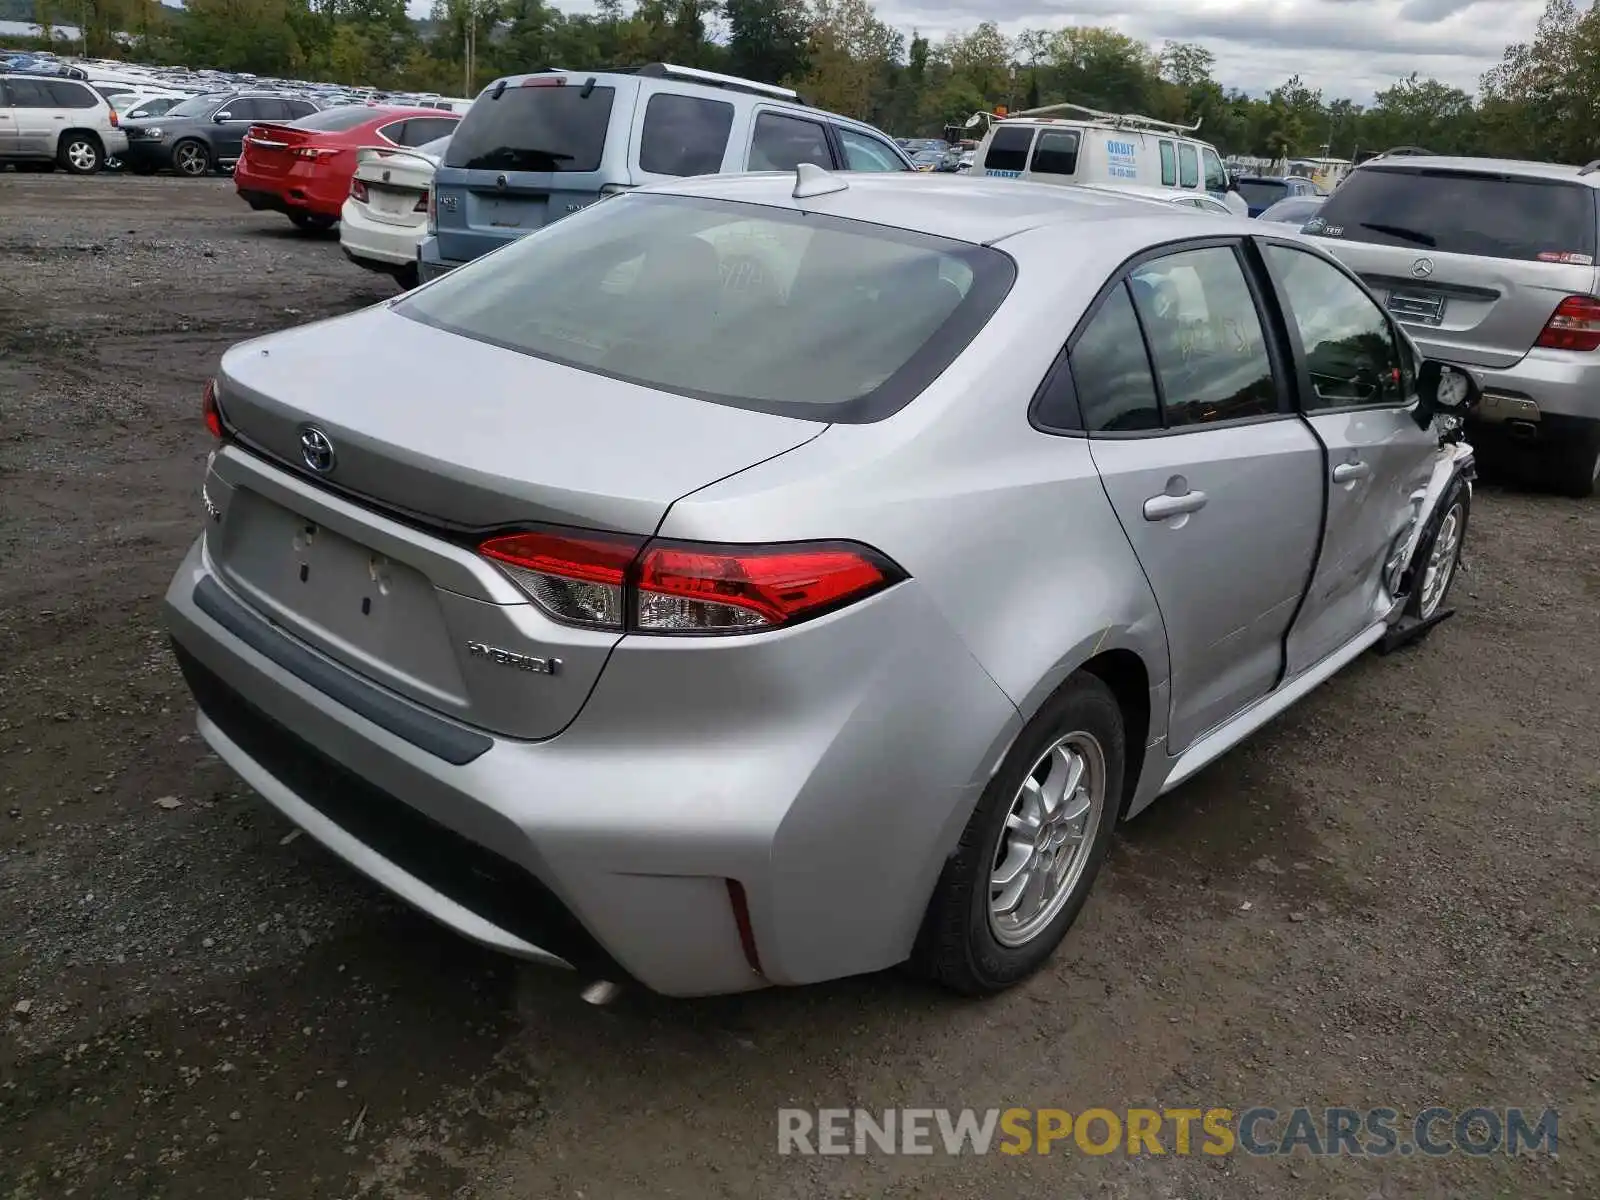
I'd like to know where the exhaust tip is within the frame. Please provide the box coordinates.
[580,980,622,1006]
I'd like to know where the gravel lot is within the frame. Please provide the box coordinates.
[2,173,1597,1199]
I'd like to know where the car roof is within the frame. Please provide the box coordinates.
[636,171,1245,246]
[1357,155,1600,186]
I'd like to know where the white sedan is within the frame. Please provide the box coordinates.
[339,134,450,290]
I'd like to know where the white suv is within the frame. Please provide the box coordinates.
[0,73,128,174]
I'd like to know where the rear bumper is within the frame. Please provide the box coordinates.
[236,171,344,218]
[99,130,128,155]
[1438,348,1600,426]
[416,235,457,282]
[340,198,424,269]
[164,532,1017,996]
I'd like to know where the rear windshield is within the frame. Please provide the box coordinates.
[1310,167,1599,262]
[444,81,614,173]
[291,107,381,132]
[397,194,1015,422]
[1236,179,1287,208]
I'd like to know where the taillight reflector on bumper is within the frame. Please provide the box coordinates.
[1536,295,1600,352]
[350,178,368,202]
[478,527,905,635]
[202,377,224,439]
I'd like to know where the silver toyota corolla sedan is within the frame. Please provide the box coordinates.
[165,169,1479,998]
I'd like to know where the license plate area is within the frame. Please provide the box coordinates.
[369,184,419,215]
[214,489,466,705]
[1387,290,1447,327]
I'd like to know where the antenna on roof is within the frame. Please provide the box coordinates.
[793,162,848,199]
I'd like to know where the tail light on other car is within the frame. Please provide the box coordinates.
[426,184,437,233]
[414,191,429,212]
[202,378,224,439]
[478,528,905,635]
[107,108,118,126]
[293,146,340,161]
[1535,295,1600,352]
[350,178,368,202]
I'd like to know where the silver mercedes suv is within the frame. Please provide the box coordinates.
[1304,154,1600,496]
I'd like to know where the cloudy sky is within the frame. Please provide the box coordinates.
[501,0,1550,102]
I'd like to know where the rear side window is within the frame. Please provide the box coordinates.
[1177,144,1199,188]
[46,80,98,108]
[748,112,830,171]
[1128,246,1278,427]
[400,116,459,147]
[5,79,54,107]
[983,125,1033,174]
[445,81,616,173]
[293,106,379,132]
[1072,283,1161,433]
[1309,167,1599,263]
[396,193,1015,422]
[1030,130,1079,176]
[1159,141,1176,186]
[639,93,733,176]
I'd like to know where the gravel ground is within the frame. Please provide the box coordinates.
[1,172,1597,1199]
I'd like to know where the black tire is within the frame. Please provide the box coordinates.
[1550,427,1600,499]
[287,212,337,233]
[1404,473,1470,623]
[911,672,1125,995]
[57,132,103,174]
[395,263,419,291]
[171,139,212,178]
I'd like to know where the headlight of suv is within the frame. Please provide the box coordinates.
[140,126,163,138]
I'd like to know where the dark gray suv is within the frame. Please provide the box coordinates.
[119,91,320,177]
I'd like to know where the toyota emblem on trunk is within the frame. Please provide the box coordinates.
[299,425,336,474]
[1410,256,1435,278]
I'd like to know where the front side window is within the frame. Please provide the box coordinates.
[1071,283,1162,433]
[640,93,733,176]
[1159,140,1177,186]
[397,193,1015,421]
[1128,245,1278,427]
[748,112,830,171]
[1266,244,1409,410]
[836,127,907,171]
[1030,129,1080,177]
[1177,143,1199,188]
[445,82,616,173]
[1202,147,1227,192]
[982,125,1034,174]
[163,96,218,120]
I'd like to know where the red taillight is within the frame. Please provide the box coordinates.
[202,378,223,439]
[108,108,118,127]
[350,178,368,202]
[413,191,429,212]
[635,542,896,633]
[1536,295,1600,351]
[426,184,437,231]
[478,529,641,629]
[477,528,903,634]
[293,146,336,160]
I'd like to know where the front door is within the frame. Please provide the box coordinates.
[212,97,266,159]
[1260,241,1442,674]
[1078,242,1324,752]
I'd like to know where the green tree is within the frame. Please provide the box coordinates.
[725,0,812,85]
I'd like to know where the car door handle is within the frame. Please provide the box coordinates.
[1143,490,1208,521]
[1332,461,1371,483]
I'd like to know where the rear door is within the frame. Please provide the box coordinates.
[4,78,57,155]
[1305,165,1600,368]
[1079,240,1324,752]
[433,74,623,265]
[1259,239,1440,674]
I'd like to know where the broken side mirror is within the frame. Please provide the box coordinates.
[1412,359,1480,431]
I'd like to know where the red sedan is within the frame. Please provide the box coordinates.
[234,106,460,232]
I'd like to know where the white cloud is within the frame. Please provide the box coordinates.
[415,0,1546,102]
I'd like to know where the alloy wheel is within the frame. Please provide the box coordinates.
[65,139,98,172]
[175,143,209,176]
[1418,502,1463,620]
[988,732,1106,947]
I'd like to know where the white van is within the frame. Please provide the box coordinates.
[968,103,1245,214]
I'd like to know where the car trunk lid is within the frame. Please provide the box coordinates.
[240,122,329,178]
[352,145,436,226]
[204,306,824,740]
